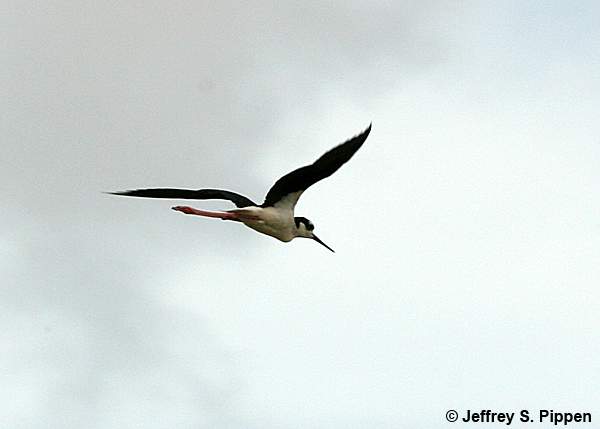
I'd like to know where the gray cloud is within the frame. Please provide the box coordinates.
[1,214,244,428]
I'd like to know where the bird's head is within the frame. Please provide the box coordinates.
[294,217,334,252]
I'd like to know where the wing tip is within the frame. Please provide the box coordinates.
[351,122,372,144]
[105,190,135,196]
[351,122,372,142]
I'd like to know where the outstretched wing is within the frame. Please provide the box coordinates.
[109,188,256,208]
[262,124,371,209]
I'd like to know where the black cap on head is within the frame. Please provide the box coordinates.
[294,216,314,231]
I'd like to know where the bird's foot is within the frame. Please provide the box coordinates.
[172,206,198,215]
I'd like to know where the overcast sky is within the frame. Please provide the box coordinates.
[2,1,599,428]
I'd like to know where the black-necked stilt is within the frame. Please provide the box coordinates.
[109,124,371,252]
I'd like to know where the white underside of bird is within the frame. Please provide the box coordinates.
[235,206,298,242]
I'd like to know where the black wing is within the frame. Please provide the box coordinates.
[109,188,256,208]
[262,124,371,208]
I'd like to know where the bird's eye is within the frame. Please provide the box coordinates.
[308,223,315,231]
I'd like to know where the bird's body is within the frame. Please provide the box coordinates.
[110,124,372,252]
[234,206,297,242]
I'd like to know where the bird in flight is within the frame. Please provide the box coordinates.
[110,124,372,252]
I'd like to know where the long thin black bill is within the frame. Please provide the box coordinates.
[312,234,335,253]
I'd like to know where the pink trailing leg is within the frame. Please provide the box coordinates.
[172,206,239,220]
